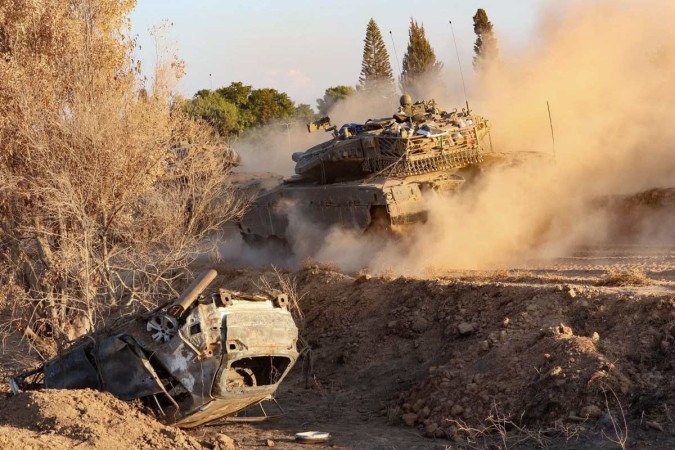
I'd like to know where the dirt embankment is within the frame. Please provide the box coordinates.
[213,265,675,448]
[1,264,674,449]
[0,389,235,450]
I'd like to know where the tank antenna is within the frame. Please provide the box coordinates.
[547,100,556,161]
[389,30,403,87]
[449,20,469,113]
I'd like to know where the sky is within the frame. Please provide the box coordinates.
[131,0,554,107]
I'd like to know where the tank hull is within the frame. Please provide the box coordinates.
[239,172,464,240]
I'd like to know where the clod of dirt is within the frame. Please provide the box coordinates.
[214,434,236,450]
[0,389,222,449]
[580,404,603,419]
[457,322,476,335]
[401,413,417,427]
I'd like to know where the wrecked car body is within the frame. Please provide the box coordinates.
[9,269,299,428]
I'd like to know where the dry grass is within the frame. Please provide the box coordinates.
[597,268,649,287]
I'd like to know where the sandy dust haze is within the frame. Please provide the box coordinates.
[231,0,675,274]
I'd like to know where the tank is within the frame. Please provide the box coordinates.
[238,96,492,242]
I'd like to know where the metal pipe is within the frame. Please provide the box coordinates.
[173,269,219,312]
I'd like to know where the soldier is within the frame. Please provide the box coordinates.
[399,94,413,116]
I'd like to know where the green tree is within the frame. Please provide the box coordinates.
[294,103,316,123]
[216,82,255,129]
[216,82,252,108]
[184,90,239,136]
[247,88,296,126]
[400,19,443,93]
[473,8,499,71]
[316,85,356,116]
[359,18,395,97]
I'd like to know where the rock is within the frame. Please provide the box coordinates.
[580,405,602,419]
[412,399,424,412]
[419,406,430,419]
[480,340,490,351]
[568,288,577,298]
[266,439,276,447]
[645,421,664,432]
[214,434,236,450]
[591,331,600,342]
[502,317,510,328]
[466,383,478,394]
[556,323,573,335]
[355,273,372,283]
[457,322,475,336]
[450,404,464,416]
[401,413,418,427]
[425,422,439,437]
[661,339,671,352]
[549,366,562,377]
[411,316,429,333]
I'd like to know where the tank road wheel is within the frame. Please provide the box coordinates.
[241,233,290,252]
[366,206,391,235]
[242,233,265,247]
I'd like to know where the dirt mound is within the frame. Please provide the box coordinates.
[0,389,227,449]
[210,266,675,447]
[1,263,674,449]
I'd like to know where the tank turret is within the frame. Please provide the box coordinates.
[294,97,491,184]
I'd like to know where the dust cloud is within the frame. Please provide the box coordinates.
[230,1,675,274]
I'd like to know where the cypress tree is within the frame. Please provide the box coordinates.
[400,19,443,94]
[358,18,395,98]
[473,8,499,71]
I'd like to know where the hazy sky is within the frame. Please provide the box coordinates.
[131,0,553,107]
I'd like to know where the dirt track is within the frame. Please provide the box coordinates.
[1,247,674,449]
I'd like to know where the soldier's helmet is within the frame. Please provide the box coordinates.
[400,94,412,107]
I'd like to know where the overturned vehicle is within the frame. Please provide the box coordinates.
[238,95,493,243]
[9,269,299,428]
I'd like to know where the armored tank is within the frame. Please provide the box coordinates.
[238,95,492,242]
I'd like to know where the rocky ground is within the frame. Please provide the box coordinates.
[0,245,674,449]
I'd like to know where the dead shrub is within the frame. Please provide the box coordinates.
[597,268,648,287]
[0,1,246,346]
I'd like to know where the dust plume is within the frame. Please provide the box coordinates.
[234,0,675,274]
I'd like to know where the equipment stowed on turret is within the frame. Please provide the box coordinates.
[238,95,493,242]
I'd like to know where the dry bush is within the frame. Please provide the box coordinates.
[256,267,306,326]
[597,268,648,287]
[0,1,246,345]
[256,267,316,388]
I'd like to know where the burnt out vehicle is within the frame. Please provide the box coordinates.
[9,269,299,428]
[238,95,493,242]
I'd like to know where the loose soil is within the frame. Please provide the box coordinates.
[1,246,674,449]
